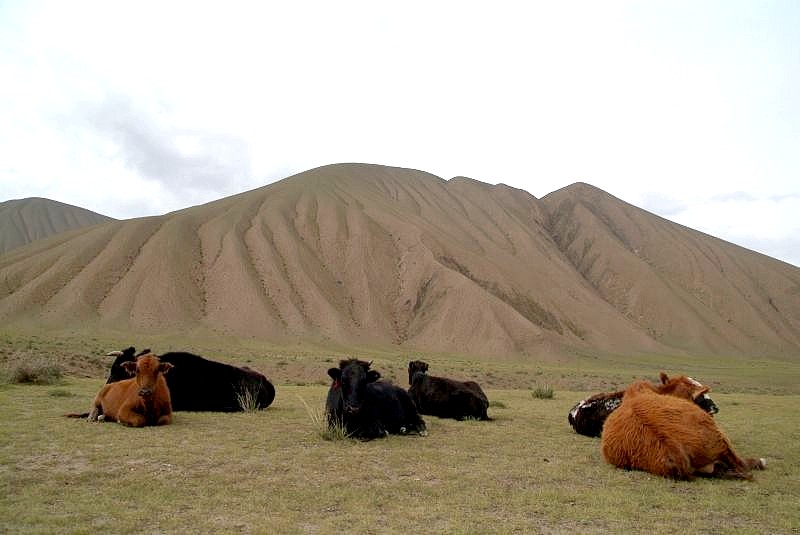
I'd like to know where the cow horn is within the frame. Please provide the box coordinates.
[106,351,123,357]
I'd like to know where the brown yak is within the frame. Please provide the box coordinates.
[87,353,174,427]
[601,378,766,480]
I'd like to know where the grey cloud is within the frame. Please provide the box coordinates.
[639,192,689,217]
[736,235,800,268]
[710,191,756,203]
[72,94,252,195]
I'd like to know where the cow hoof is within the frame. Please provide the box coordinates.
[419,429,428,437]
[758,458,767,469]
[97,415,105,422]
[399,426,407,434]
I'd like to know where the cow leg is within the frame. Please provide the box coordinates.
[156,414,172,426]
[118,408,146,427]
[88,406,101,422]
[712,448,758,480]
[360,422,388,440]
[745,457,767,470]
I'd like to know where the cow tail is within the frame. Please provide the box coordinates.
[64,412,90,419]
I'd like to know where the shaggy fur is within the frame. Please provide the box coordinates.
[407,360,490,421]
[326,359,427,440]
[601,380,765,480]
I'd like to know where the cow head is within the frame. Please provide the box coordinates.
[121,353,173,398]
[408,360,429,385]
[105,347,152,383]
[328,359,380,415]
[658,372,719,414]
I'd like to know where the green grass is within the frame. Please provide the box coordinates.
[531,383,555,399]
[2,379,798,533]
[1,329,799,532]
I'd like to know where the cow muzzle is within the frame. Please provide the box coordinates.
[697,394,719,415]
[343,402,360,415]
[138,388,153,398]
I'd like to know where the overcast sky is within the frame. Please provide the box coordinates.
[1,1,798,266]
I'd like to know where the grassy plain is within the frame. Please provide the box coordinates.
[1,330,799,533]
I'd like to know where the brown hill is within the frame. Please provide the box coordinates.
[1,164,798,359]
[0,197,114,254]
[543,183,800,356]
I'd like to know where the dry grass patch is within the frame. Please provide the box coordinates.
[2,379,798,533]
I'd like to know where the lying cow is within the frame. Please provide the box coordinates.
[326,359,427,440]
[85,353,174,427]
[568,372,719,437]
[104,347,276,412]
[407,360,490,421]
[601,379,766,480]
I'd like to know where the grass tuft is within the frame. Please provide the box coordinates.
[235,382,263,412]
[8,361,63,385]
[531,384,555,399]
[489,400,507,409]
[297,395,351,441]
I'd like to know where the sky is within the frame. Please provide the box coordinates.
[1,1,798,267]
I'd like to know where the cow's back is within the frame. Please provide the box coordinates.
[159,352,273,411]
[411,374,489,420]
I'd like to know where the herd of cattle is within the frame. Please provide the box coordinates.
[67,348,766,481]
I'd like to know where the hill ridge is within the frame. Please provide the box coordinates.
[1,163,798,359]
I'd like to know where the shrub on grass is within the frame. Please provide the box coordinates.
[9,361,63,385]
[235,382,263,412]
[531,384,554,399]
[297,395,351,441]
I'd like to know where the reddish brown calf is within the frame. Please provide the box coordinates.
[88,353,174,427]
[601,380,765,480]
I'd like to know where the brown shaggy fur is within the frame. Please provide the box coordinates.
[601,380,765,480]
[88,353,174,427]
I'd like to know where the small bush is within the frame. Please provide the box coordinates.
[297,395,351,441]
[531,384,554,400]
[10,362,63,385]
[235,383,263,412]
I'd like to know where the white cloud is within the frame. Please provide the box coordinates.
[0,1,798,265]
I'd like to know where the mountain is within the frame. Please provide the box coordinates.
[0,197,114,254]
[1,164,798,359]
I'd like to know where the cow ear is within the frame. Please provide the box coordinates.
[659,372,669,384]
[328,368,341,380]
[693,386,711,399]
[159,362,174,375]
[121,361,137,376]
[367,370,381,382]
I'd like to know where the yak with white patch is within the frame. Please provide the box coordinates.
[568,372,719,437]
